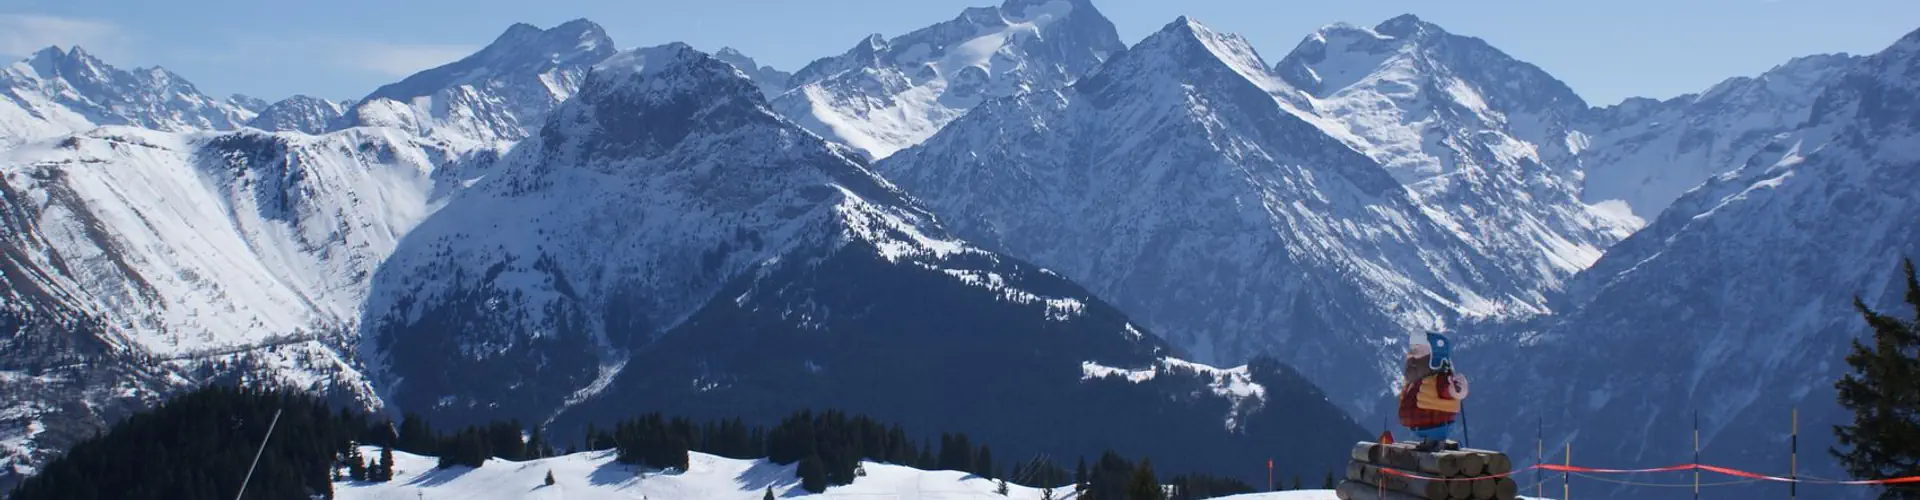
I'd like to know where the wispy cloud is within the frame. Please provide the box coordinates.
[0,13,130,59]
[333,41,477,77]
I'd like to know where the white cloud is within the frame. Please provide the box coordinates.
[0,14,129,59]
[335,41,477,77]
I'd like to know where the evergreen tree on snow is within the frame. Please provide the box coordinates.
[347,446,367,481]
[1126,459,1164,500]
[374,445,395,481]
[1834,258,1920,498]
[799,454,829,493]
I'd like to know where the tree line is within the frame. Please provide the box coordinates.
[6,385,1257,499]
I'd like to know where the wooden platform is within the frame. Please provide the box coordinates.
[1336,442,1518,500]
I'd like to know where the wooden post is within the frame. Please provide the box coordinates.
[1564,442,1571,500]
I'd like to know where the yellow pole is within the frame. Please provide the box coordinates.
[1565,442,1572,500]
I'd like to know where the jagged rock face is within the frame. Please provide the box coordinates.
[771,0,1125,160]
[1575,53,1859,221]
[712,47,794,99]
[1274,15,1640,311]
[344,19,618,152]
[0,47,256,149]
[246,95,349,134]
[878,18,1532,418]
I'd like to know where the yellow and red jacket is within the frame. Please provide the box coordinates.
[1398,372,1460,429]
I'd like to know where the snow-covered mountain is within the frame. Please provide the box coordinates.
[1274,15,1640,306]
[1576,53,1859,220]
[342,19,616,152]
[0,125,467,487]
[248,94,352,134]
[712,47,793,99]
[361,42,1364,480]
[772,0,1125,159]
[877,17,1536,417]
[1470,26,1920,499]
[0,46,255,149]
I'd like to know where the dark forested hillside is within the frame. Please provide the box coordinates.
[9,385,1263,499]
[7,386,364,500]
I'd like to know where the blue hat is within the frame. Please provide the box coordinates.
[1426,332,1453,370]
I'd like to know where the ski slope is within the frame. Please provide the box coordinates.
[338,447,1123,499]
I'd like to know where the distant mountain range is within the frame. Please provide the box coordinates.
[2,2,1916,497]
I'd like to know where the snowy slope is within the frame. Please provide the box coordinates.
[0,124,467,486]
[1576,53,1858,220]
[1274,15,1639,305]
[0,127,449,356]
[0,46,254,149]
[1469,27,1920,500]
[342,19,616,153]
[772,0,1124,159]
[878,17,1530,418]
[334,447,1354,500]
[338,447,1103,500]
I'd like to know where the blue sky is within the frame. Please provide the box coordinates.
[2,0,1915,106]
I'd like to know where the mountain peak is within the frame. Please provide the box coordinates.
[591,42,703,79]
[362,18,617,105]
[540,43,777,163]
[26,45,108,76]
[496,22,543,42]
[1119,16,1270,81]
[1374,13,1442,38]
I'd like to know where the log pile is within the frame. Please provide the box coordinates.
[1335,442,1518,500]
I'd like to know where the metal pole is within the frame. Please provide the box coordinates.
[1694,411,1700,500]
[236,408,284,500]
[1462,402,1470,448]
[1791,408,1798,500]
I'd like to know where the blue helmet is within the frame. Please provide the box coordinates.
[1426,332,1454,370]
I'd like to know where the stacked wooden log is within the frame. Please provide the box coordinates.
[1335,442,1519,500]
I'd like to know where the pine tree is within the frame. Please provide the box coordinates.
[1291,474,1302,490]
[1042,486,1056,500]
[996,478,1010,496]
[375,445,396,482]
[1323,471,1335,489]
[1835,258,1920,497]
[1126,459,1164,500]
[1075,457,1089,491]
[545,470,556,486]
[916,439,937,470]
[799,454,830,493]
[528,426,549,459]
[975,445,995,479]
[764,486,776,500]
[347,446,368,481]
